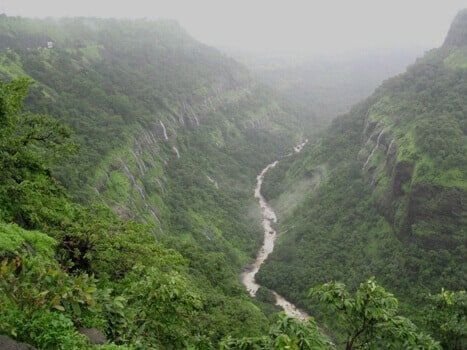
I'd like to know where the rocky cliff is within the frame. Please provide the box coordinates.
[443,9,467,47]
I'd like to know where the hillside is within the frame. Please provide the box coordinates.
[0,16,313,348]
[258,9,467,348]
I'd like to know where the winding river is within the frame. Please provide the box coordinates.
[241,140,309,321]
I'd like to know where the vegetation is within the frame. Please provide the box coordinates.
[0,74,306,348]
[0,10,465,350]
[258,12,466,349]
[310,278,439,349]
[222,279,442,349]
[0,16,301,349]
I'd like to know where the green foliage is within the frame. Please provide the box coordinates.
[0,78,268,349]
[0,225,101,348]
[257,24,466,349]
[0,222,55,256]
[0,14,301,346]
[23,311,88,350]
[0,78,73,229]
[2,12,464,350]
[310,278,440,349]
[422,290,467,349]
[121,266,203,348]
[220,313,333,350]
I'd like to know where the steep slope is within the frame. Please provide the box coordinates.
[258,9,467,342]
[0,16,312,348]
[0,16,310,254]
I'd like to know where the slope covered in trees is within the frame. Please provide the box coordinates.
[258,10,467,348]
[0,16,313,348]
[0,81,445,348]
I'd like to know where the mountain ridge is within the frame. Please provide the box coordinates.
[444,9,467,47]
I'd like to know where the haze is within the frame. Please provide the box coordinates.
[2,0,466,54]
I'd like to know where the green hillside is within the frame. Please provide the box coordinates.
[258,10,467,349]
[0,16,312,349]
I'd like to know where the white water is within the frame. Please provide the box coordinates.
[294,139,309,153]
[241,141,309,321]
[160,121,169,141]
[386,138,395,155]
[172,146,181,159]
[363,129,385,170]
[207,175,219,189]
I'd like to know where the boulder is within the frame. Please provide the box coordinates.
[0,335,37,350]
[77,328,107,345]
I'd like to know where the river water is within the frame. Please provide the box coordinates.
[240,140,309,321]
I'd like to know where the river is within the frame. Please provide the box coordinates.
[240,140,309,321]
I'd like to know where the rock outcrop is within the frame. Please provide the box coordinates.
[78,327,107,345]
[0,336,37,350]
[443,9,467,47]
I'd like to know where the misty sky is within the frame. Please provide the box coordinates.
[2,0,466,54]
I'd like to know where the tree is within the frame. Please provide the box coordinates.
[422,289,466,349]
[220,313,333,350]
[309,278,440,349]
[0,79,72,228]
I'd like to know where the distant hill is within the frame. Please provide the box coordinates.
[229,48,425,123]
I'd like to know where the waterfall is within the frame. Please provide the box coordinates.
[160,121,168,141]
[172,146,180,159]
[363,129,385,170]
[207,175,219,189]
[386,139,395,155]
[294,139,309,153]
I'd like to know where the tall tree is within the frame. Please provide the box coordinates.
[309,278,440,349]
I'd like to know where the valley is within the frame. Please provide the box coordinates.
[241,141,309,321]
[0,6,465,350]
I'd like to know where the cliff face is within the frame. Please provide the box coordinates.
[444,9,467,47]
[357,45,466,249]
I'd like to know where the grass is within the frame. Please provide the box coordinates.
[0,53,28,78]
[0,223,56,257]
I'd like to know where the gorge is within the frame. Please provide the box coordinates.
[0,7,465,350]
[241,141,309,321]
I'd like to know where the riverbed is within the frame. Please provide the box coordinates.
[240,140,309,320]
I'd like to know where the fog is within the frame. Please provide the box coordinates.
[2,0,466,55]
